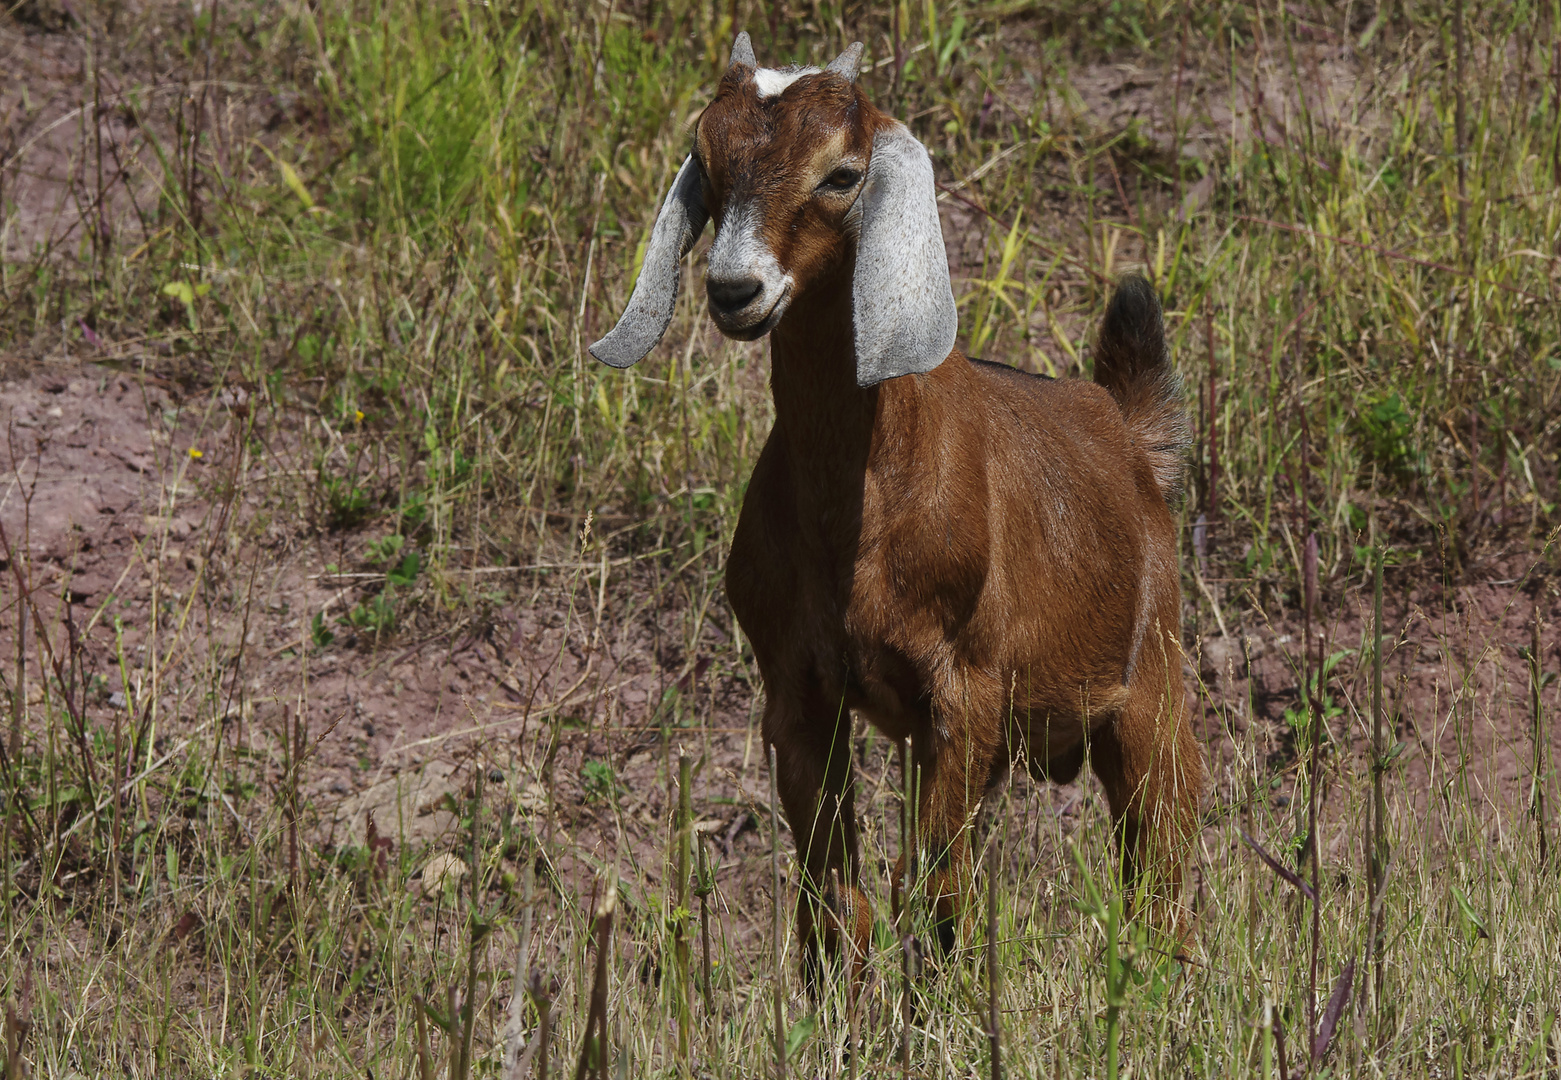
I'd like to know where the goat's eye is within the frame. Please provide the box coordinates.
[819,167,861,191]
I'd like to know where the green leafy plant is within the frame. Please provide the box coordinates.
[310,610,335,649]
[387,550,421,589]
[340,588,399,635]
[321,475,374,531]
[1357,392,1419,477]
[580,759,620,804]
[161,279,211,330]
[1283,650,1351,744]
[366,534,406,565]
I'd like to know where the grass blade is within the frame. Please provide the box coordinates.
[1312,956,1355,1062]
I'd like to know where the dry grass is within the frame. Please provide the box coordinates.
[1,0,1559,1076]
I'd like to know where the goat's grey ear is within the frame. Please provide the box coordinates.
[729,31,756,69]
[852,123,956,387]
[589,155,709,369]
[825,41,864,82]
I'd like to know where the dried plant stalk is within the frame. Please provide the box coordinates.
[675,751,692,1075]
[769,743,785,1080]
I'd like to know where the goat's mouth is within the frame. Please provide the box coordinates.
[710,282,791,340]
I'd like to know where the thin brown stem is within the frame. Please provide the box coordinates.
[1370,548,1388,1010]
[675,751,692,1075]
[986,815,1000,1080]
[899,736,912,1079]
[574,872,616,1080]
[1205,307,1219,519]
[769,742,785,1080]
[1454,0,1468,261]
[1532,605,1549,867]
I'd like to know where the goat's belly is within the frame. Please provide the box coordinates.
[842,667,924,742]
[1010,673,1132,717]
[851,702,921,743]
[846,662,1121,754]
[1006,682,1125,736]
[1004,678,1126,785]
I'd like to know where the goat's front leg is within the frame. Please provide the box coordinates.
[766,688,871,994]
[893,676,1006,955]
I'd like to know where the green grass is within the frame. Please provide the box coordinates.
[2,0,1560,1075]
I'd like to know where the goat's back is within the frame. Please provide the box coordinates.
[960,356,1171,523]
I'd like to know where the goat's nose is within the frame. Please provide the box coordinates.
[708,275,763,313]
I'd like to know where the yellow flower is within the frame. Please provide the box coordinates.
[188,448,203,459]
[355,410,365,423]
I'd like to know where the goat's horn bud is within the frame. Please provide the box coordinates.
[729,31,756,69]
[825,41,864,82]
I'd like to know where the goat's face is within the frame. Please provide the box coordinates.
[694,68,877,339]
[590,33,958,387]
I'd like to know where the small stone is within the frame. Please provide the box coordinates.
[417,853,468,898]
[516,782,548,813]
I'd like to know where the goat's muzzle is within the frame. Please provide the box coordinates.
[705,202,793,339]
[707,274,762,313]
[706,273,791,339]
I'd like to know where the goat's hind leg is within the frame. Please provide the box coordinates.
[766,689,872,995]
[1090,676,1202,943]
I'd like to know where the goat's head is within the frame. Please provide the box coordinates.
[589,33,957,387]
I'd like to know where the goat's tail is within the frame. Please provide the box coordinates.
[1093,275,1190,502]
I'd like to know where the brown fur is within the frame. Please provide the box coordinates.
[695,65,1203,984]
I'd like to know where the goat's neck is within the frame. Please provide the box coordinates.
[768,282,901,481]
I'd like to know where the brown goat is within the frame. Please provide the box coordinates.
[591,34,1202,984]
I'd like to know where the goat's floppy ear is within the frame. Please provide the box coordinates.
[589,155,709,369]
[851,123,957,387]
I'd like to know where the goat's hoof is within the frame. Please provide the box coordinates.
[803,881,873,998]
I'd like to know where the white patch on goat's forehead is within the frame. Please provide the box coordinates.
[752,66,820,98]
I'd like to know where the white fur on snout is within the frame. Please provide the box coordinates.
[706,201,792,338]
[753,66,819,98]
